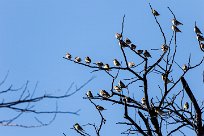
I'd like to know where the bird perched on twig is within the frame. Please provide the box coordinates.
[155,107,166,115]
[86,90,93,98]
[94,62,104,68]
[96,105,106,111]
[172,25,181,32]
[143,50,152,58]
[85,56,91,64]
[182,64,188,72]
[118,80,126,88]
[136,50,143,54]
[141,97,146,105]
[128,62,135,68]
[200,43,204,50]
[197,34,204,41]
[194,25,202,35]
[130,44,136,50]
[152,9,160,16]
[74,123,84,132]
[161,44,168,52]
[99,90,110,98]
[75,57,81,63]
[103,64,110,71]
[114,85,122,93]
[123,97,134,103]
[125,38,132,45]
[65,53,72,59]
[113,59,121,67]
[183,102,189,110]
[172,18,183,26]
[115,33,122,40]
[119,40,128,47]
[162,74,172,84]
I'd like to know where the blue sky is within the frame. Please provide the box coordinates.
[0,0,203,136]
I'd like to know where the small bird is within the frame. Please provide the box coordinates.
[99,90,110,98]
[94,62,104,67]
[194,25,202,35]
[74,123,84,131]
[113,59,121,67]
[141,97,146,105]
[118,80,126,88]
[103,64,110,71]
[162,74,172,84]
[182,64,188,72]
[136,50,143,54]
[85,56,91,64]
[172,25,181,32]
[128,62,135,68]
[96,105,106,111]
[119,40,128,47]
[115,33,122,40]
[130,44,136,50]
[183,102,189,110]
[152,9,160,16]
[197,34,204,41]
[125,38,132,44]
[172,18,183,26]
[114,85,122,92]
[155,107,165,115]
[86,90,93,98]
[161,44,168,52]
[65,53,72,59]
[200,43,204,50]
[75,57,81,63]
[124,97,134,103]
[143,50,152,58]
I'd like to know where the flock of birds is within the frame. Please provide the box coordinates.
[69,8,201,133]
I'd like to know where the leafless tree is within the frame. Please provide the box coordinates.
[64,3,204,136]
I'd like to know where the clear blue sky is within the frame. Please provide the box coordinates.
[0,0,203,136]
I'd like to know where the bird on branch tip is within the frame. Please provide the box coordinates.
[152,9,160,16]
[65,53,72,59]
[125,38,132,45]
[74,123,84,132]
[182,64,188,72]
[74,57,81,63]
[85,56,91,64]
[115,33,122,40]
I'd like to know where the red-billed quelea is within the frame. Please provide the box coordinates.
[115,33,122,40]
[197,34,204,41]
[143,50,152,58]
[99,90,110,98]
[119,40,128,47]
[130,44,136,50]
[128,62,135,68]
[85,56,91,64]
[96,105,106,111]
[161,44,168,52]
[118,80,126,88]
[125,38,131,45]
[113,59,120,67]
[65,53,72,59]
[136,50,143,54]
[74,123,84,132]
[172,25,181,32]
[114,85,122,92]
[86,90,93,98]
[75,57,81,63]
[182,64,188,72]
[103,64,110,71]
[172,18,183,26]
[152,9,160,16]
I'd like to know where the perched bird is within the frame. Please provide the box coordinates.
[86,90,93,98]
[143,50,152,58]
[197,34,204,41]
[114,85,122,93]
[194,25,202,35]
[152,9,160,16]
[172,18,183,26]
[200,43,204,50]
[99,90,110,98]
[125,38,132,44]
[94,62,104,67]
[113,59,121,67]
[182,64,188,72]
[162,74,172,84]
[65,53,72,59]
[183,102,189,110]
[136,50,143,54]
[119,40,128,47]
[115,33,122,40]
[128,62,135,68]
[103,64,110,71]
[124,97,134,103]
[141,97,146,105]
[172,25,181,32]
[85,56,91,64]
[130,44,136,50]
[118,80,126,88]
[155,107,165,115]
[96,105,106,111]
[75,57,81,63]
[74,123,83,131]
[161,44,168,52]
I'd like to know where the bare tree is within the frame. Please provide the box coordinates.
[0,71,94,128]
[64,3,204,136]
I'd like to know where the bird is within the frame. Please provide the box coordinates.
[200,43,204,50]
[172,18,183,26]
[143,50,152,58]
[182,64,188,72]
[119,40,128,47]
[155,107,165,115]
[96,105,106,111]
[183,102,189,110]
[85,56,91,64]
[172,25,181,32]
[162,74,172,84]
[124,97,134,103]
[65,53,72,59]
[118,80,126,88]
[141,97,146,105]
[152,9,160,16]
[128,62,135,68]
[130,44,136,50]
[115,33,122,40]
[136,50,143,54]
[114,85,122,92]
[103,64,110,71]
[197,34,204,41]
[161,44,168,52]
[86,90,93,98]
[113,59,121,67]
[99,90,110,98]
[74,123,84,132]
[94,62,104,67]
[74,57,81,63]
[125,38,132,44]
[194,25,202,35]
